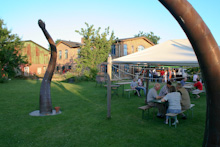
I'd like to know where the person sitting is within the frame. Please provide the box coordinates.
[147,83,165,118]
[192,78,203,98]
[176,83,191,119]
[130,78,140,97]
[180,77,187,86]
[161,86,181,125]
[159,81,172,97]
[137,77,146,96]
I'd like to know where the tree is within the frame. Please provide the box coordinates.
[75,22,115,80]
[0,19,28,81]
[134,31,160,44]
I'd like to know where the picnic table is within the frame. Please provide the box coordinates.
[183,84,194,92]
[115,81,131,96]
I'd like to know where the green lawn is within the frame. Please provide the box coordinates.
[0,79,206,147]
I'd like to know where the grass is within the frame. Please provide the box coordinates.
[0,79,206,147]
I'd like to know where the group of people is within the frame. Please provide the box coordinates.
[146,81,191,125]
[148,68,177,83]
[130,77,146,97]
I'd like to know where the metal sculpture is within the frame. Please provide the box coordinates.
[38,20,57,115]
[159,0,220,146]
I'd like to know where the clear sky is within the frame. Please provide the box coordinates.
[1,0,220,49]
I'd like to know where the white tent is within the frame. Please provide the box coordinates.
[112,39,199,67]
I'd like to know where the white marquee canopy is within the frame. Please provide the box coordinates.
[112,39,200,67]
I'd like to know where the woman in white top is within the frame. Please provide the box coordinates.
[161,86,181,125]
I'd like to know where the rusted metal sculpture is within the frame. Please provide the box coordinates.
[159,0,220,146]
[38,20,57,115]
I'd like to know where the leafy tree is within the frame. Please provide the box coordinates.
[0,19,28,81]
[75,22,115,79]
[134,31,160,44]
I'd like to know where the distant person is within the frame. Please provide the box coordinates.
[193,78,203,98]
[180,77,187,86]
[164,70,168,83]
[193,73,198,83]
[161,86,181,125]
[176,83,191,119]
[159,81,172,97]
[130,78,140,97]
[147,83,165,118]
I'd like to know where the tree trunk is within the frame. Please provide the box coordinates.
[38,20,57,115]
[159,0,220,146]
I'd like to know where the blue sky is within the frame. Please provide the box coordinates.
[1,0,220,48]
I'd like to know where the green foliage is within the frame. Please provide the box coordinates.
[75,22,115,80]
[0,19,28,80]
[186,67,201,75]
[134,31,160,44]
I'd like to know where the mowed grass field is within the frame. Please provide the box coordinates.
[0,79,206,147]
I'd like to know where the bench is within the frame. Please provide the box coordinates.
[192,90,205,98]
[166,104,195,128]
[138,105,153,119]
[124,89,140,98]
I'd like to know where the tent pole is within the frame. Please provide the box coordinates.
[107,55,112,119]
[145,64,150,104]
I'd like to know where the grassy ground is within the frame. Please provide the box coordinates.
[0,79,206,147]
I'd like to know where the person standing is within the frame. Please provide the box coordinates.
[193,73,198,83]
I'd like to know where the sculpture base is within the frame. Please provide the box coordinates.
[29,110,62,116]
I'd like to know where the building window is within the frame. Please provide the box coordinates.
[138,45,145,52]
[65,50,68,59]
[77,49,80,58]
[132,45,134,53]
[111,45,116,56]
[124,64,129,73]
[59,50,62,59]
[124,44,127,56]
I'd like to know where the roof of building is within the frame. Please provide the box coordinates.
[57,40,82,48]
[115,36,155,46]
[23,40,50,52]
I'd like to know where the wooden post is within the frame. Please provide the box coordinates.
[145,65,150,104]
[107,55,112,119]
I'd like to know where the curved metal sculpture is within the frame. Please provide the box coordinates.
[159,0,220,146]
[38,20,57,115]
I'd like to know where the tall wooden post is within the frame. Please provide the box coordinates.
[145,65,150,104]
[107,55,112,119]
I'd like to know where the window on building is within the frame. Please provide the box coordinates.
[65,49,68,59]
[111,45,116,56]
[138,45,145,52]
[59,50,62,59]
[77,49,80,58]
[124,44,127,56]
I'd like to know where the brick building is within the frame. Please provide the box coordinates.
[56,40,82,72]
[100,36,154,78]
[20,40,50,76]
